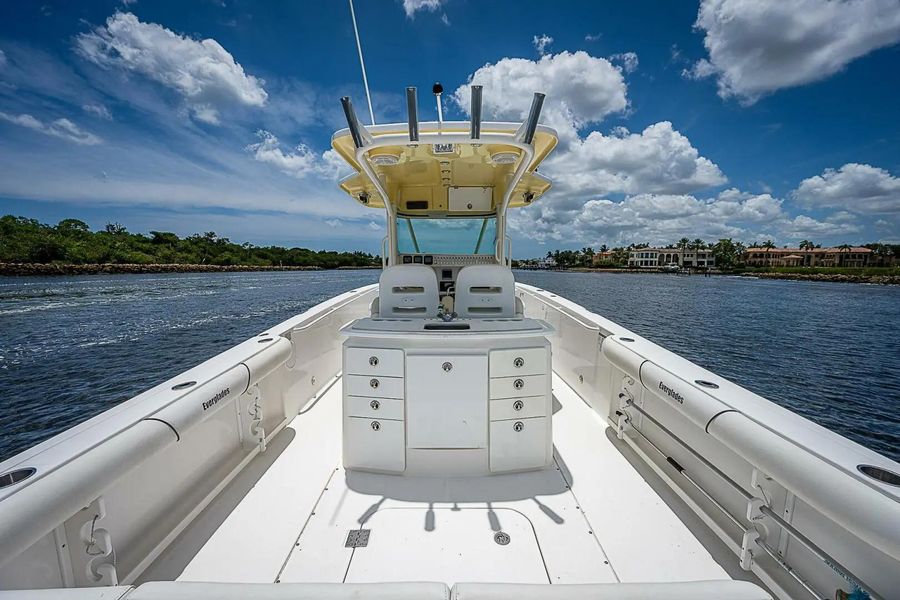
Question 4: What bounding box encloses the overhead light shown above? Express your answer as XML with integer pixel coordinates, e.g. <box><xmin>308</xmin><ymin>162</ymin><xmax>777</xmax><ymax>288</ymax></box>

<box><xmin>370</xmin><ymin>154</ymin><xmax>400</xmax><ymax>166</ymax></box>
<box><xmin>491</xmin><ymin>151</ymin><xmax>518</xmax><ymax>165</ymax></box>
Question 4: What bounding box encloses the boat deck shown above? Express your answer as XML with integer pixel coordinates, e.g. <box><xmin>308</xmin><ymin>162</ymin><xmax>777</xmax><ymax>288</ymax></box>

<box><xmin>141</xmin><ymin>374</ymin><xmax>733</xmax><ymax>586</ymax></box>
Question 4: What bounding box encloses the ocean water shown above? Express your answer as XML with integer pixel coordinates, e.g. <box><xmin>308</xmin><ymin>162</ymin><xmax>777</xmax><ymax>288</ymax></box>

<box><xmin>0</xmin><ymin>270</ymin><xmax>897</xmax><ymax>463</ymax></box>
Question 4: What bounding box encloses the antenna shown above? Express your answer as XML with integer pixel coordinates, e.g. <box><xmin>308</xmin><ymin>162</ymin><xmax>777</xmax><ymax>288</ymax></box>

<box><xmin>348</xmin><ymin>0</ymin><xmax>375</xmax><ymax>125</ymax></box>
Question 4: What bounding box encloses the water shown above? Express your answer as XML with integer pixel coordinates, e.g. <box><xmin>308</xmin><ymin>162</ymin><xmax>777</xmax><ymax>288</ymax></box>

<box><xmin>0</xmin><ymin>270</ymin><xmax>897</xmax><ymax>463</ymax></box>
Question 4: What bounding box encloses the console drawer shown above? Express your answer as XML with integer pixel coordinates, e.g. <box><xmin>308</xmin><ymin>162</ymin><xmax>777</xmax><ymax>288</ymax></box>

<box><xmin>489</xmin><ymin>347</ymin><xmax>547</xmax><ymax>378</ymax></box>
<box><xmin>345</xmin><ymin>374</ymin><xmax>404</xmax><ymax>399</ymax></box>
<box><xmin>490</xmin><ymin>416</ymin><xmax>550</xmax><ymax>472</ymax></box>
<box><xmin>490</xmin><ymin>395</ymin><xmax>547</xmax><ymax>421</ymax></box>
<box><xmin>346</xmin><ymin>347</ymin><xmax>404</xmax><ymax>377</ymax></box>
<box><xmin>346</xmin><ymin>396</ymin><xmax>404</xmax><ymax>420</ymax></box>
<box><xmin>489</xmin><ymin>374</ymin><xmax>548</xmax><ymax>399</ymax></box>
<box><xmin>343</xmin><ymin>416</ymin><xmax>405</xmax><ymax>472</ymax></box>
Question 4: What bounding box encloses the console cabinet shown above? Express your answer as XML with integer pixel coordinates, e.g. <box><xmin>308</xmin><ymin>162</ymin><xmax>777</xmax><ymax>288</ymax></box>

<box><xmin>342</xmin><ymin>338</ymin><xmax>552</xmax><ymax>475</ymax></box>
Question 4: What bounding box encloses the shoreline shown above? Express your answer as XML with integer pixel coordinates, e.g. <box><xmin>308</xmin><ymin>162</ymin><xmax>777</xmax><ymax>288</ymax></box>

<box><xmin>0</xmin><ymin>263</ymin><xmax>378</xmax><ymax>276</ymax></box>
<box><xmin>563</xmin><ymin>267</ymin><xmax>900</xmax><ymax>285</ymax></box>
<box><xmin>1</xmin><ymin>263</ymin><xmax>896</xmax><ymax>284</ymax></box>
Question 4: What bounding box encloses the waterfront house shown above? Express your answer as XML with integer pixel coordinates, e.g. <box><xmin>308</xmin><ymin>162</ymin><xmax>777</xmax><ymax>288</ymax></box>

<box><xmin>743</xmin><ymin>247</ymin><xmax>872</xmax><ymax>268</ymax></box>
<box><xmin>627</xmin><ymin>248</ymin><xmax>715</xmax><ymax>268</ymax></box>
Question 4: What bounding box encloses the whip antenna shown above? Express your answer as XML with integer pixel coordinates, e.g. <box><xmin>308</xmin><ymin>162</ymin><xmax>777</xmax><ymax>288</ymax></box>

<box><xmin>348</xmin><ymin>0</ymin><xmax>375</xmax><ymax>125</ymax></box>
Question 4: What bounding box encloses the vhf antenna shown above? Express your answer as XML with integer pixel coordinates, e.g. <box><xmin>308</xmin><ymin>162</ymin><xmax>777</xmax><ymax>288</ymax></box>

<box><xmin>348</xmin><ymin>0</ymin><xmax>375</xmax><ymax>125</ymax></box>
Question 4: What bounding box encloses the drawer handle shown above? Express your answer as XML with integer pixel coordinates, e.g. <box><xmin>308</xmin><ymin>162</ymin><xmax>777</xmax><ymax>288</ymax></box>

<box><xmin>514</xmin><ymin>357</ymin><xmax>525</xmax><ymax>368</ymax></box>
<box><xmin>514</xmin><ymin>421</ymin><xmax>524</xmax><ymax>432</ymax></box>
<box><xmin>513</xmin><ymin>378</ymin><xmax>525</xmax><ymax>390</ymax></box>
<box><xmin>369</xmin><ymin>356</ymin><xmax>379</xmax><ymax>367</ymax></box>
<box><xmin>369</xmin><ymin>378</ymin><xmax>380</xmax><ymax>389</ymax></box>
<box><xmin>370</xmin><ymin>400</ymin><xmax>380</xmax><ymax>410</ymax></box>
<box><xmin>442</xmin><ymin>362</ymin><xmax>453</xmax><ymax>372</ymax></box>
<box><xmin>513</xmin><ymin>400</ymin><xmax>524</xmax><ymax>411</ymax></box>
<box><xmin>371</xmin><ymin>420</ymin><xmax>381</xmax><ymax>431</ymax></box>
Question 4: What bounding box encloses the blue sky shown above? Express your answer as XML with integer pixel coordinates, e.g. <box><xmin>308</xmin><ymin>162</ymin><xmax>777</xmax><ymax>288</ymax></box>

<box><xmin>1</xmin><ymin>0</ymin><xmax>899</xmax><ymax>256</ymax></box>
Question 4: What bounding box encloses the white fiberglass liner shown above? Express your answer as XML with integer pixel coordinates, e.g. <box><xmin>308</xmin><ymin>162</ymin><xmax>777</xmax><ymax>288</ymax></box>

<box><xmin>0</xmin><ymin>284</ymin><xmax>897</xmax><ymax>599</ymax></box>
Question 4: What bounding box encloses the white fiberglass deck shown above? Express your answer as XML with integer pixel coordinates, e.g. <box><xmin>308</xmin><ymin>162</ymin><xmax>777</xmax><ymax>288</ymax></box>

<box><xmin>141</xmin><ymin>373</ymin><xmax>731</xmax><ymax>586</ymax></box>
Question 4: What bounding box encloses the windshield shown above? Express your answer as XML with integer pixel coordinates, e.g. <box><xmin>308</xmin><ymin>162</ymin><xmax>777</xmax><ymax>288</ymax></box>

<box><xmin>396</xmin><ymin>216</ymin><xmax>497</xmax><ymax>255</ymax></box>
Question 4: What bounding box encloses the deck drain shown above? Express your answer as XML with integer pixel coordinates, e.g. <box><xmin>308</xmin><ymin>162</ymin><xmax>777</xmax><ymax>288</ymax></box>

<box><xmin>493</xmin><ymin>531</ymin><xmax>510</xmax><ymax>546</ymax></box>
<box><xmin>345</xmin><ymin>529</ymin><xmax>371</xmax><ymax>548</ymax></box>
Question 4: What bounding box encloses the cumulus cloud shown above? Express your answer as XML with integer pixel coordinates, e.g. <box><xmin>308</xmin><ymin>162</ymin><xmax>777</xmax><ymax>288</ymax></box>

<box><xmin>546</xmin><ymin>121</ymin><xmax>726</xmax><ymax>198</ymax></box>
<box><xmin>0</xmin><ymin>111</ymin><xmax>102</xmax><ymax>145</ymax></box>
<box><xmin>82</xmin><ymin>103</ymin><xmax>113</xmax><ymax>120</ymax></box>
<box><xmin>793</xmin><ymin>163</ymin><xmax>900</xmax><ymax>214</ymax></box>
<box><xmin>453</xmin><ymin>51</ymin><xmax>628</xmax><ymax>144</ymax></box>
<box><xmin>610</xmin><ymin>52</ymin><xmax>639</xmax><ymax>73</ymax></box>
<box><xmin>402</xmin><ymin>0</ymin><xmax>445</xmax><ymax>18</ymax></box>
<box><xmin>245</xmin><ymin>130</ymin><xmax>348</xmax><ymax>180</ymax></box>
<box><xmin>510</xmin><ymin>189</ymin><xmax>783</xmax><ymax>247</ymax></box>
<box><xmin>75</xmin><ymin>12</ymin><xmax>267</xmax><ymax>123</ymax></box>
<box><xmin>687</xmin><ymin>0</ymin><xmax>900</xmax><ymax>103</ymax></box>
<box><xmin>509</xmin><ymin>178</ymin><xmax>872</xmax><ymax>250</ymax></box>
<box><xmin>532</xmin><ymin>34</ymin><xmax>553</xmax><ymax>56</ymax></box>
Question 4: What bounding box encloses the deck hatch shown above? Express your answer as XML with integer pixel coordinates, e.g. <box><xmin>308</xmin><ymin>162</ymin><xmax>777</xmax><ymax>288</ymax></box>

<box><xmin>345</xmin><ymin>529</ymin><xmax>371</xmax><ymax>548</ymax></box>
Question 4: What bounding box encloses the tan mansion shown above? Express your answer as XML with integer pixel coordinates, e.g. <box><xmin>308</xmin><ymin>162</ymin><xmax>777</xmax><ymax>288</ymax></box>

<box><xmin>743</xmin><ymin>246</ymin><xmax>872</xmax><ymax>268</ymax></box>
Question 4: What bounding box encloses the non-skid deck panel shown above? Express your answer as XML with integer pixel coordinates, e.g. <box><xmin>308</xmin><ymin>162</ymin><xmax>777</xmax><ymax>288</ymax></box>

<box><xmin>277</xmin><ymin>462</ymin><xmax>616</xmax><ymax>585</ymax></box>
<box><xmin>549</xmin><ymin>373</ymin><xmax>729</xmax><ymax>583</ymax></box>
<box><xmin>174</xmin><ymin>383</ymin><xmax>343</xmax><ymax>583</ymax></box>
<box><xmin>160</xmin><ymin>373</ymin><xmax>728</xmax><ymax>586</ymax></box>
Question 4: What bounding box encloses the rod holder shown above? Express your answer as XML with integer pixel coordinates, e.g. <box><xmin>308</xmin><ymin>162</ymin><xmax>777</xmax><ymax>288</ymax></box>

<box><xmin>470</xmin><ymin>85</ymin><xmax>483</xmax><ymax>140</ymax></box>
<box><xmin>519</xmin><ymin>92</ymin><xmax>545</xmax><ymax>145</ymax></box>
<box><xmin>341</xmin><ymin>96</ymin><xmax>365</xmax><ymax>149</ymax></box>
<box><xmin>406</xmin><ymin>87</ymin><xmax>419</xmax><ymax>142</ymax></box>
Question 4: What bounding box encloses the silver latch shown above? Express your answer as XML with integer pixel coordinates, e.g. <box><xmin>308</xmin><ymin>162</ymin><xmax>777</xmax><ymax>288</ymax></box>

<box><xmin>369</xmin><ymin>378</ymin><xmax>379</xmax><ymax>389</ymax></box>
<box><xmin>369</xmin><ymin>356</ymin><xmax>379</xmax><ymax>366</ymax></box>
<box><xmin>370</xmin><ymin>400</ymin><xmax>380</xmax><ymax>410</ymax></box>
<box><xmin>513</xmin><ymin>421</ymin><xmax>524</xmax><ymax>432</ymax></box>
<box><xmin>513</xmin><ymin>357</ymin><xmax>524</xmax><ymax>368</ymax></box>
<box><xmin>371</xmin><ymin>421</ymin><xmax>381</xmax><ymax>431</ymax></box>
<box><xmin>513</xmin><ymin>378</ymin><xmax>525</xmax><ymax>390</ymax></box>
<box><xmin>513</xmin><ymin>400</ymin><xmax>524</xmax><ymax>411</ymax></box>
<box><xmin>442</xmin><ymin>362</ymin><xmax>453</xmax><ymax>372</ymax></box>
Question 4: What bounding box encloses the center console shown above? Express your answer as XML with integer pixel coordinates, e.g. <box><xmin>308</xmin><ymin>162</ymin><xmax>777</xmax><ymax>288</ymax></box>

<box><xmin>340</xmin><ymin>318</ymin><xmax>553</xmax><ymax>476</ymax></box>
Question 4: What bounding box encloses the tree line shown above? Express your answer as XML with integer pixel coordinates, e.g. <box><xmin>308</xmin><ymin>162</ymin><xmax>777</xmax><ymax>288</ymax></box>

<box><xmin>0</xmin><ymin>216</ymin><xmax>380</xmax><ymax>269</ymax></box>
<box><xmin>517</xmin><ymin>237</ymin><xmax>899</xmax><ymax>270</ymax></box>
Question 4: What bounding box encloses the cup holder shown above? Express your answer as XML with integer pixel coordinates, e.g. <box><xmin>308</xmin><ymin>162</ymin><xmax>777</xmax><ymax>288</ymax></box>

<box><xmin>0</xmin><ymin>467</ymin><xmax>36</xmax><ymax>489</ymax></box>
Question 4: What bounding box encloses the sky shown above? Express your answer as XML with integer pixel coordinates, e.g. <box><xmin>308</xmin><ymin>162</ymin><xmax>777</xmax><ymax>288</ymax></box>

<box><xmin>1</xmin><ymin>0</ymin><xmax>899</xmax><ymax>257</ymax></box>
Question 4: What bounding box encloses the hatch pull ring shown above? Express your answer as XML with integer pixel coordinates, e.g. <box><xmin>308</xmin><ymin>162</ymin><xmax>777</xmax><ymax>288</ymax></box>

<box><xmin>246</xmin><ymin>384</ymin><xmax>266</xmax><ymax>453</ymax></box>
<box><xmin>80</xmin><ymin>499</ymin><xmax>118</xmax><ymax>586</ymax></box>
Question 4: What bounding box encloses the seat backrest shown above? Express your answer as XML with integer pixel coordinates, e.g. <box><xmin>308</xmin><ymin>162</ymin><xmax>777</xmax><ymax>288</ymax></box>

<box><xmin>454</xmin><ymin>265</ymin><xmax>516</xmax><ymax>318</ymax></box>
<box><xmin>378</xmin><ymin>265</ymin><xmax>439</xmax><ymax>318</ymax></box>
<box><xmin>124</xmin><ymin>581</ymin><xmax>450</xmax><ymax>600</ymax></box>
<box><xmin>449</xmin><ymin>580</ymin><xmax>772</xmax><ymax>600</ymax></box>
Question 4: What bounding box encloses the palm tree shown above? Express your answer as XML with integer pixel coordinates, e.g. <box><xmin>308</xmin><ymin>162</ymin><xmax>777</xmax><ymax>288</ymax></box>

<box><xmin>837</xmin><ymin>243</ymin><xmax>852</xmax><ymax>267</ymax></box>
<box><xmin>761</xmin><ymin>240</ymin><xmax>776</xmax><ymax>266</ymax></box>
